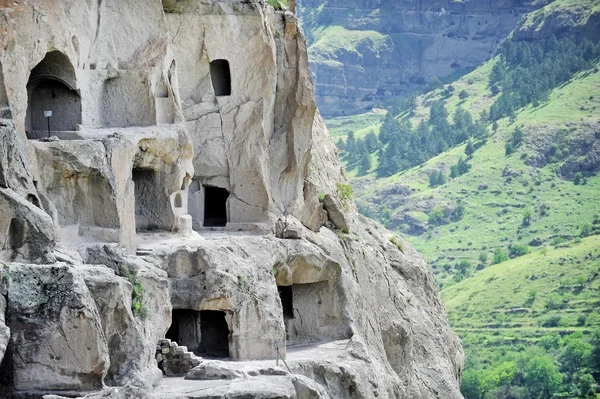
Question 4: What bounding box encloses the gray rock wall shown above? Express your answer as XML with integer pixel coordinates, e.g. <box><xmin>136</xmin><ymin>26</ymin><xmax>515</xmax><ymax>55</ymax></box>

<box><xmin>298</xmin><ymin>0</ymin><xmax>534</xmax><ymax>115</ymax></box>
<box><xmin>0</xmin><ymin>1</ymin><xmax>463</xmax><ymax>398</ymax></box>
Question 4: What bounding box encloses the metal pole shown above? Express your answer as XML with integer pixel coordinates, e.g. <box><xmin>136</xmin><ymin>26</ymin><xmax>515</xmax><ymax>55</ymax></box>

<box><xmin>47</xmin><ymin>117</ymin><xmax>50</xmax><ymax>138</ymax></box>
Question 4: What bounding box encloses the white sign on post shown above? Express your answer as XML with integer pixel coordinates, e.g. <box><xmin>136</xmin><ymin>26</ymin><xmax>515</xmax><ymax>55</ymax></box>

<box><xmin>44</xmin><ymin>110</ymin><xmax>53</xmax><ymax>117</ymax></box>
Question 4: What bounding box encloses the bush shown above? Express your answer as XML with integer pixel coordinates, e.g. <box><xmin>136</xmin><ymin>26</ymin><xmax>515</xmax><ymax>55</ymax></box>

<box><xmin>541</xmin><ymin>314</ymin><xmax>562</xmax><ymax>327</ymax></box>
<box><xmin>493</xmin><ymin>248</ymin><xmax>509</xmax><ymax>264</ymax></box>
<box><xmin>479</xmin><ymin>252</ymin><xmax>488</xmax><ymax>265</ymax></box>
<box><xmin>336</xmin><ymin>182</ymin><xmax>354</xmax><ymax>210</ymax></box>
<box><xmin>508</xmin><ymin>243</ymin><xmax>530</xmax><ymax>258</ymax></box>
<box><xmin>451</xmin><ymin>204</ymin><xmax>465</xmax><ymax>222</ymax></box>
<box><xmin>580</xmin><ymin>223</ymin><xmax>592</xmax><ymax>237</ymax></box>
<box><xmin>428</xmin><ymin>208</ymin><xmax>444</xmax><ymax>225</ymax></box>
<box><xmin>521</xmin><ymin>209</ymin><xmax>533</xmax><ymax>227</ymax></box>
<box><xmin>121</xmin><ymin>266</ymin><xmax>149</xmax><ymax>319</ymax></box>
<box><xmin>267</xmin><ymin>0</ymin><xmax>288</xmax><ymax>9</ymax></box>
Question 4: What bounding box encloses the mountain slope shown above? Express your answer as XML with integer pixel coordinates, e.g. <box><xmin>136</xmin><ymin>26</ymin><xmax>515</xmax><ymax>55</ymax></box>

<box><xmin>297</xmin><ymin>0</ymin><xmax>532</xmax><ymax>116</ymax></box>
<box><xmin>313</xmin><ymin>0</ymin><xmax>600</xmax><ymax>397</ymax></box>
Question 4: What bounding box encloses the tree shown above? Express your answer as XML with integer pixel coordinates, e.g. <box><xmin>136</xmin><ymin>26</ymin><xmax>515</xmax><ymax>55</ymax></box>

<box><xmin>511</xmin><ymin>127</ymin><xmax>524</xmax><ymax>146</ymax></box>
<box><xmin>336</xmin><ymin>138</ymin><xmax>346</xmax><ymax>153</ymax></box>
<box><xmin>358</xmin><ymin>146</ymin><xmax>372</xmax><ymax>175</ymax></box>
<box><xmin>465</xmin><ymin>139</ymin><xmax>475</xmax><ymax>157</ymax></box>
<box><xmin>345</xmin><ymin>132</ymin><xmax>357</xmax><ymax>164</ymax></box>
<box><xmin>364</xmin><ymin>130</ymin><xmax>380</xmax><ymax>153</ymax></box>
<box><xmin>518</xmin><ymin>349</ymin><xmax>562</xmax><ymax>399</ymax></box>
<box><xmin>379</xmin><ymin>112</ymin><xmax>400</xmax><ymax>144</ymax></box>
<box><xmin>574</xmin><ymin>172</ymin><xmax>585</xmax><ymax>185</ymax></box>
<box><xmin>429</xmin><ymin>170</ymin><xmax>447</xmax><ymax>187</ymax></box>
<box><xmin>492</xmin><ymin>120</ymin><xmax>499</xmax><ymax>132</ymax></box>
<box><xmin>459</xmin><ymin>90</ymin><xmax>469</xmax><ymax>100</ymax></box>
<box><xmin>505</xmin><ymin>142</ymin><xmax>515</xmax><ymax>156</ymax></box>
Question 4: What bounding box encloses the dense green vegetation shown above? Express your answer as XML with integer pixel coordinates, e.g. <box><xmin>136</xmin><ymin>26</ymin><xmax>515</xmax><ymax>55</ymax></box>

<box><xmin>489</xmin><ymin>35</ymin><xmax>600</xmax><ymax>122</ymax></box>
<box><xmin>317</xmin><ymin>0</ymin><xmax>600</xmax><ymax>396</ymax></box>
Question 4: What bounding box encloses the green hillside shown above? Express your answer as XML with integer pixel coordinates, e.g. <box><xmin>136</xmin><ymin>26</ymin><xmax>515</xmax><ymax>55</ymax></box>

<box><xmin>319</xmin><ymin>0</ymin><xmax>600</xmax><ymax>397</ymax></box>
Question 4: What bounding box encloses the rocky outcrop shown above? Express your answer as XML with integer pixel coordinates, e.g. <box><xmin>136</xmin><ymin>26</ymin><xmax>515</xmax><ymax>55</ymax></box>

<box><xmin>5</xmin><ymin>263</ymin><xmax>109</xmax><ymax>394</ymax></box>
<box><xmin>297</xmin><ymin>0</ymin><xmax>535</xmax><ymax>116</ymax></box>
<box><xmin>0</xmin><ymin>0</ymin><xmax>463</xmax><ymax>398</ymax></box>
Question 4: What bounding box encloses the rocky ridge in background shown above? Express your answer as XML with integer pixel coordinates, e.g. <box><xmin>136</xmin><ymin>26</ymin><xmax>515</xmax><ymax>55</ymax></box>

<box><xmin>0</xmin><ymin>0</ymin><xmax>462</xmax><ymax>398</ymax></box>
<box><xmin>297</xmin><ymin>0</ymin><xmax>536</xmax><ymax>116</ymax></box>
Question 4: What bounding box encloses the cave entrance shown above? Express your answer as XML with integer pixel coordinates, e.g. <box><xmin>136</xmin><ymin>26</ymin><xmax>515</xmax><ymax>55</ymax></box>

<box><xmin>198</xmin><ymin>310</ymin><xmax>230</xmax><ymax>358</ymax></box>
<box><xmin>25</xmin><ymin>51</ymin><xmax>81</xmax><ymax>139</ymax></box>
<box><xmin>166</xmin><ymin>309</ymin><xmax>201</xmax><ymax>353</ymax></box>
<box><xmin>210</xmin><ymin>59</ymin><xmax>231</xmax><ymax>97</ymax></box>
<box><xmin>203</xmin><ymin>186</ymin><xmax>229</xmax><ymax>227</ymax></box>
<box><xmin>278</xmin><ymin>285</ymin><xmax>294</xmax><ymax>320</ymax></box>
<box><xmin>278</xmin><ymin>282</ymin><xmax>348</xmax><ymax>346</ymax></box>
<box><xmin>4</xmin><ymin>218</ymin><xmax>25</xmax><ymax>251</ymax></box>
<box><xmin>166</xmin><ymin>309</ymin><xmax>230</xmax><ymax>358</ymax></box>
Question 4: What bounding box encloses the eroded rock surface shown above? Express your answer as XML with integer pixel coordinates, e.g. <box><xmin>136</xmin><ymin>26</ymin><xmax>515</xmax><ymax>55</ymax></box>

<box><xmin>0</xmin><ymin>0</ymin><xmax>463</xmax><ymax>398</ymax></box>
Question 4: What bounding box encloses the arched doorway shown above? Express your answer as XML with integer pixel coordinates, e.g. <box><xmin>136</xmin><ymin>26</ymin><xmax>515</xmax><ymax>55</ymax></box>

<box><xmin>25</xmin><ymin>51</ymin><xmax>81</xmax><ymax>139</ymax></box>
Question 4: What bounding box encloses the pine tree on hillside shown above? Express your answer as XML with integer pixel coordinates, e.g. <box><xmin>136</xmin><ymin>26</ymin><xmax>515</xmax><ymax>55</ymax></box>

<box><xmin>345</xmin><ymin>132</ymin><xmax>358</xmax><ymax>164</ymax></box>
<box><xmin>364</xmin><ymin>130</ymin><xmax>381</xmax><ymax>153</ymax></box>
<box><xmin>358</xmin><ymin>147</ymin><xmax>372</xmax><ymax>176</ymax></box>
<box><xmin>379</xmin><ymin>112</ymin><xmax>400</xmax><ymax>144</ymax></box>
<box><xmin>465</xmin><ymin>139</ymin><xmax>474</xmax><ymax>157</ymax></box>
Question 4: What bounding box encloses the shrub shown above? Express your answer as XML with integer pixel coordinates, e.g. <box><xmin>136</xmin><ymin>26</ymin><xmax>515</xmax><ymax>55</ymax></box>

<box><xmin>479</xmin><ymin>252</ymin><xmax>488</xmax><ymax>265</ymax></box>
<box><xmin>267</xmin><ymin>0</ymin><xmax>288</xmax><ymax>9</ymax></box>
<box><xmin>450</xmin><ymin>204</ymin><xmax>465</xmax><ymax>222</ymax></box>
<box><xmin>336</xmin><ymin>182</ymin><xmax>354</xmax><ymax>210</ymax></box>
<box><xmin>493</xmin><ymin>248</ymin><xmax>509</xmax><ymax>264</ymax></box>
<box><xmin>545</xmin><ymin>294</ymin><xmax>564</xmax><ymax>310</ymax></box>
<box><xmin>508</xmin><ymin>243</ymin><xmax>530</xmax><ymax>258</ymax></box>
<box><xmin>428</xmin><ymin>208</ymin><xmax>444</xmax><ymax>225</ymax></box>
<box><xmin>522</xmin><ymin>209</ymin><xmax>533</xmax><ymax>227</ymax></box>
<box><xmin>121</xmin><ymin>266</ymin><xmax>149</xmax><ymax>319</ymax></box>
<box><xmin>580</xmin><ymin>223</ymin><xmax>592</xmax><ymax>237</ymax></box>
<box><xmin>505</xmin><ymin>142</ymin><xmax>515</xmax><ymax>156</ymax></box>
<box><xmin>389</xmin><ymin>236</ymin><xmax>404</xmax><ymax>253</ymax></box>
<box><xmin>541</xmin><ymin>314</ymin><xmax>562</xmax><ymax>327</ymax></box>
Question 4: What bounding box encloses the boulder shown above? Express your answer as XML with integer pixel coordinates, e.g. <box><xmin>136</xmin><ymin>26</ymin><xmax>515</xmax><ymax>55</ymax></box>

<box><xmin>322</xmin><ymin>195</ymin><xmax>350</xmax><ymax>233</ymax></box>
<box><xmin>80</xmin><ymin>265</ymin><xmax>168</xmax><ymax>388</ymax></box>
<box><xmin>6</xmin><ymin>263</ymin><xmax>109</xmax><ymax>392</ymax></box>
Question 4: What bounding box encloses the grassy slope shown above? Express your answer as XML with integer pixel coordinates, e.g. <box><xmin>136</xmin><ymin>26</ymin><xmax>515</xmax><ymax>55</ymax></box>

<box><xmin>329</xmin><ymin>60</ymin><xmax>600</xmax><ymax>286</ymax></box>
<box><xmin>317</xmin><ymin>0</ymin><xmax>600</xmax><ymax>394</ymax></box>
<box><xmin>441</xmin><ymin>235</ymin><xmax>600</xmax><ymax>372</ymax></box>
<box><xmin>308</xmin><ymin>25</ymin><xmax>391</xmax><ymax>62</ymax></box>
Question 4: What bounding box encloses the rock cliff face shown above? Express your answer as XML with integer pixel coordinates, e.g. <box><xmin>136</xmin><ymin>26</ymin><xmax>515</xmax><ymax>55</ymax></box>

<box><xmin>297</xmin><ymin>0</ymin><xmax>535</xmax><ymax>116</ymax></box>
<box><xmin>0</xmin><ymin>0</ymin><xmax>463</xmax><ymax>398</ymax></box>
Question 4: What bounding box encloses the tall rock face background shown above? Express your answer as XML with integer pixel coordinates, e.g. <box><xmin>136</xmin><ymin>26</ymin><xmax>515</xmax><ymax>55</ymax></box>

<box><xmin>297</xmin><ymin>0</ymin><xmax>534</xmax><ymax>116</ymax></box>
<box><xmin>0</xmin><ymin>0</ymin><xmax>463</xmax><ymax>398</ymax></box>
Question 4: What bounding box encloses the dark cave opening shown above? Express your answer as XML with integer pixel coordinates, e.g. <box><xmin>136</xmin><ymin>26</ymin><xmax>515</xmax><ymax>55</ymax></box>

<box><xmin>203</xmin><ymin>185</ymin><xmax>229</xmax><ymax>227</ymax></box>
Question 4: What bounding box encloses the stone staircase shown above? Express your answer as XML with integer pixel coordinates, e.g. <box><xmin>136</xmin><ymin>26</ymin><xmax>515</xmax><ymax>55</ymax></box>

<box><xmin>156</xmin><ymin>338</ymin><xmax>202</xmax><ymax>376</ymax></box>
